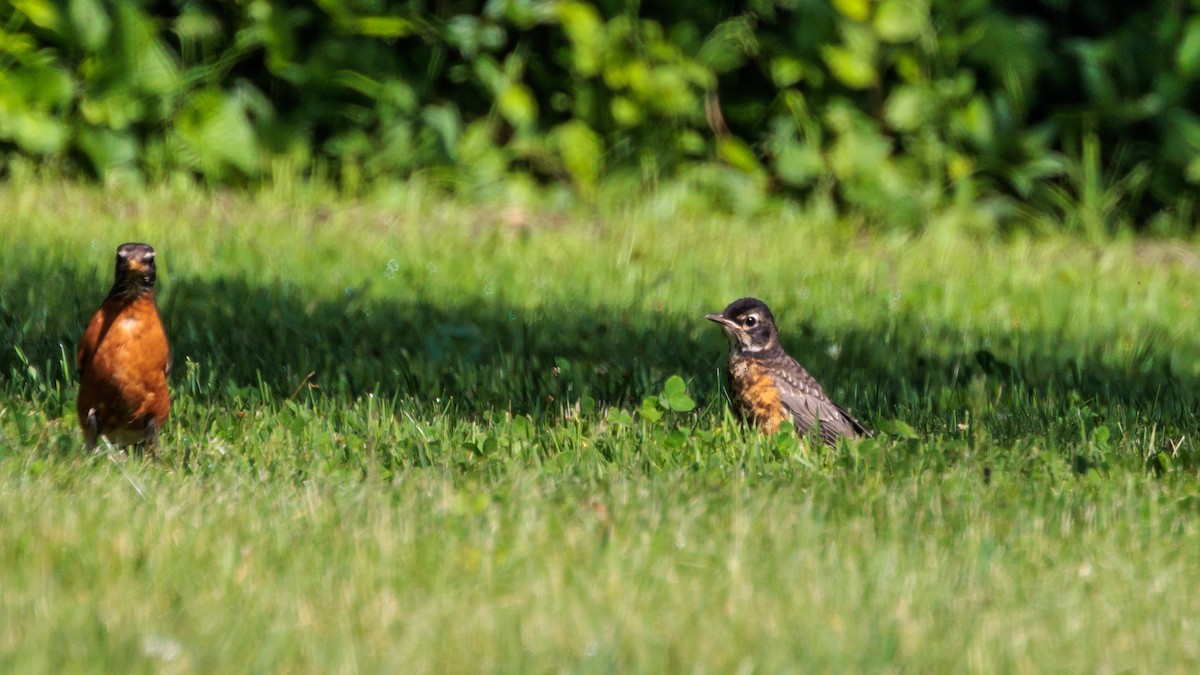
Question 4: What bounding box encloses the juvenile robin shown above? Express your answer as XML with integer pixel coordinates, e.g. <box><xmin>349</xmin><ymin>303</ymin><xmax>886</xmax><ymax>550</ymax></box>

<box><xmin>707</xmin><ymin>297</ymin><xmax>869</xmax><ymax>446</ymax></box>
<box><xmin>77</xmin><ymin>243</ymin><xmax>171</xmax><ymax>450</ymax></box>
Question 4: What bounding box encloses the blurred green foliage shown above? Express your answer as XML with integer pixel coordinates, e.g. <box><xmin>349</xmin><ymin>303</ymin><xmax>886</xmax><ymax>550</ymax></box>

<box><xmin>2</xmin><ymin>0</ymin><xmax>1199</xmax><ymax>229</ymax></box>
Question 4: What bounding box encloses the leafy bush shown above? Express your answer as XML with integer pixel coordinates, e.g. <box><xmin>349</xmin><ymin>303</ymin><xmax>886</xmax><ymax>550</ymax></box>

<box><xmin>2</xmin><ymin>0</ymin><xmax>1199</xmax><ymax>230</ymax></box>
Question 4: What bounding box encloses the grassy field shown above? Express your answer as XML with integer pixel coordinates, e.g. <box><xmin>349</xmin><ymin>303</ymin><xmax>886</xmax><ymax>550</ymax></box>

<box><xmin>2</xmin><ymin>177</ymin><xmax>1200</xmax><ymax>672</ymax></box>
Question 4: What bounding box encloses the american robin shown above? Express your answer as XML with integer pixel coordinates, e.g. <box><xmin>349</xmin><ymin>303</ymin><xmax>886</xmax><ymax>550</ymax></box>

<box><xmin>77</xmin><ymin>243</ymin><xmax>171</xmax><ymax>450</ymax></box>
<box><xmin>707</xmin><ymin>297</ymin><xmax>869</xmax><ymax>446</ymax></box>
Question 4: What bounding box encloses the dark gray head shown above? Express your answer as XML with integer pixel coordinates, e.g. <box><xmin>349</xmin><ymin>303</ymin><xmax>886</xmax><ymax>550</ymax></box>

<box><xmin>705</xmin><ymin>297</ymin><xmax>781</xmax><ymax>354</ymax></box>
<box><xmin>111</xmin><ymin>243</ymin><xmax>158</xmax><ymax>297</ymax></box>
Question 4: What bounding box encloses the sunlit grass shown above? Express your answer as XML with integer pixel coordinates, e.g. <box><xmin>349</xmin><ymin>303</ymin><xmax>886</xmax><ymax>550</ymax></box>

<box><xmin>2</xmin><ymin>178</ymin><xmax>1200</xmax><ymax>672</ymax></box>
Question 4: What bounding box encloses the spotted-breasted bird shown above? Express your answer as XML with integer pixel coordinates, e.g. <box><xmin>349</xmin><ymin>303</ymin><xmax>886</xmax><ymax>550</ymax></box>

<box><xmin>707</xmin><ymin>297</ymin><xmax>869</xmax><ymax>446</ymax></box>
<box><xmin>77</xmin><ymin>243</ymin><xmax>171</xmax><ymax>449</ymax></box>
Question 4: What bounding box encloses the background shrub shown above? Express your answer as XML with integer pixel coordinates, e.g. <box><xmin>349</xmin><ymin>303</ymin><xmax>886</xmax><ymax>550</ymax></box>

<box><xmin>2</xmin><ymin>0</ymin><xmax>1199</xmax><ymax>230</ymax></box>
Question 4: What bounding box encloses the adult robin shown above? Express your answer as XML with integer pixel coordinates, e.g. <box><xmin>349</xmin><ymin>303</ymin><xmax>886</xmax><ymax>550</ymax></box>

<box><xmin>77</xmin><ymin>243</ymin><xmax>171</xmax><ymax>450</ymax></box>
<box><xmin>707</xmin><ymin>297</ymin><xmax>869</xmax><ymax>446</ymax></box>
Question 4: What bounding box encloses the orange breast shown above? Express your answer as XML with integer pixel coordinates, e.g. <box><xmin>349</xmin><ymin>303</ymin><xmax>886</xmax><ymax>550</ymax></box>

<box><xmin>77</xmin><ymin>294</ymin><xmax>170</xmax><ymax>439</ymax></box>
<box><xmin>728</xmin><ymin>358</ymin><xmax>787</xmax><ymax>433</ymax></box>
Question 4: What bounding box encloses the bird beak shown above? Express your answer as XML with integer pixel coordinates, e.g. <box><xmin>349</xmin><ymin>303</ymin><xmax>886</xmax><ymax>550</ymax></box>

<box><xmin>706</xmin><ymin>313</ymin><xmax>735</xmax><ymax>329</ymax></box>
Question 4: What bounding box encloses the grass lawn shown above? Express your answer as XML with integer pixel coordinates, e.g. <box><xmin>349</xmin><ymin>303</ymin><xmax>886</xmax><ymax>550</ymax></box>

<box><xmin>2</xmin><ymin>178</ymin><xmax>1200</xmax><ymax>672</ymax></box>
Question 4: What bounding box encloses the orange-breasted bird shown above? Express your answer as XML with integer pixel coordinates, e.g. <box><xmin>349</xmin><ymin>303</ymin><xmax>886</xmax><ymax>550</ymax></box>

<box><xmin>707</xmin><ymin>297</ymin><xmax>869</xmax><ymax>446</ymax></box>
<box><xmin>77</xmin><ymin>243</ymin><xmax>171</xmax><ymax>450</ymax></box>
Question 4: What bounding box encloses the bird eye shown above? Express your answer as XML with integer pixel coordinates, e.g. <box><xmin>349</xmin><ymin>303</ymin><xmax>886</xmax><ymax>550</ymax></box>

<box><xmin>744</xmin><ymin>315</ymin><xmax>757</xmax><ymax>327</ymax></box>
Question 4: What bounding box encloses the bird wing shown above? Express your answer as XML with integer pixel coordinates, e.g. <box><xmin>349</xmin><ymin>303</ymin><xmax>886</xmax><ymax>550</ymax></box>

<box><xmin>773</xmin><ymin>356</ymin><xmax>870</xmax><ymax>446</ymax></box>
<box><xmin>76</xmin><ymin>309</ymin><xmax>107</xmax><ymax>376</ymax></box>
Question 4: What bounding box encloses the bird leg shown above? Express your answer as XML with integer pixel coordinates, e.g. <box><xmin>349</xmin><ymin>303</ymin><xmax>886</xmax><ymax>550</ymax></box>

<box><xmin>143</xmin><ymin>418</ymin><xmax>159</xmax><ymax>457</ymax></box>
<box><xmin>84</xmin><ymin>408</ymin><xmax>99</xmax><ymax>450</ymax></box>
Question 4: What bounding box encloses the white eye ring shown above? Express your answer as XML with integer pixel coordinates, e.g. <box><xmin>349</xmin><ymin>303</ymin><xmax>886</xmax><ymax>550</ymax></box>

<box><xmin>744</xmin><ymin>315</ymin><xmax>757</xmax><ymax>327</ymax></box>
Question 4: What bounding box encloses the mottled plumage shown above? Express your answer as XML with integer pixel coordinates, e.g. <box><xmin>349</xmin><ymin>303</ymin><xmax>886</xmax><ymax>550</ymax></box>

<box><xmin>77</xmin><ymin>243</ymin><xmax>170</xmax><ymax>450</ymax></box>
<box><xmin>707</xmin><ymin>297</ymin><xmax>869</xmax><ymax>446</ymax></box>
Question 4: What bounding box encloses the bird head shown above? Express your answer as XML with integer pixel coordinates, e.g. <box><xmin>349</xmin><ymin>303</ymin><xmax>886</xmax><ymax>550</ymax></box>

<box><xmin>706</xmin><ymin>297</ymin><xmax>780</xmax><ymax>354</ymax></box>
<box><xmin>113</xmin><ymin>243</ymin><xmax>158</xmax><ymax>296</ymax></box>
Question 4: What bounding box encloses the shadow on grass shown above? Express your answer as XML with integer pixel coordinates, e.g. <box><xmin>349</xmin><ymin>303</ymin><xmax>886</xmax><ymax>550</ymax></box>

<box><xmin>1</xmin><ymin>263</ymin><xmax>1197</xmax><ymax>445</ymax></box>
